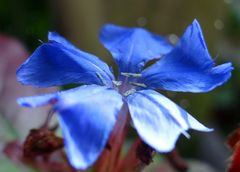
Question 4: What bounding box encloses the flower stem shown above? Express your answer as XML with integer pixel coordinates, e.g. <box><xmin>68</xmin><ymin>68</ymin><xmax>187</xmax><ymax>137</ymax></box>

<box><xmin>94</xmin><ymin>104</ymin><xmax>129</xmax><ymax>172</ymax></box>
<box><xmin>41</xmin><ymin>109</ymin><xmax>54</xmax><ymax>129</ymax></box>
<box><xmin>166</xmin><ymin>149</ymin><xmax>188</xmax><ymax>172</ymax></box>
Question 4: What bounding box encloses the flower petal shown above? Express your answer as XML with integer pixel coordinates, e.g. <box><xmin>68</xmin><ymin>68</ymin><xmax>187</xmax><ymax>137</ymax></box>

<box><xmin>17</xmin><ymin>92</ymin><xmax>57</xmax><ymax>107</ymax></box>
<box><xmin>17</xmin><ymin>85</ymin><xmax>107</xmax><ymax>108</ymax></box>
<box><xmin>55</xmin><ymin>87</ymin><xmax>123</xmax><ymax>169</ymax></box>
<box><xmin>48</xmin><ymin>31</ymin><xmax>78</xmax><ymax>50</ymax></box>
<box><xmin>142</xmin><ymin>19</ymin><xmax>233</xmax><ymax>92</ymax></box>
<box><xmin>127</xmin><ymin>89</ymin><xmax>212</xmax><ymax>152</ymax></box>
<box><xmin>17</xmin><ymin>32</ymin><xmax>114</xmax><ymax>87</ymax></box>
<box><xmin>100</xmin><ymin>24</ymin><xmax>173</xmax><ymax>73</ymax></box>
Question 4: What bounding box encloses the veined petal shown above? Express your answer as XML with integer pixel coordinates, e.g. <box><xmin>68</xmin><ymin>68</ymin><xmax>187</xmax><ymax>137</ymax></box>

<box><xmin>100</xmin><ymin>24</ymin><xmax>173</xmax><ymax>73</ymax></box>
<box><xmin>17</xmin><ymin>85</ymin><xmax>107</xmax><ymax>108</ymax></box>
<box><xmin>142</xmin><ymin>19</ymin><xmax>233</xmax><ymax>92</ymax></box>
<box><xmin>17</xmin><ymin>32</ymin><xmax>114</xmax><ymax>87</ymax></box>
<box><xmin>56</xmin><ymin>87</ymin><xmax>123</xmax><ymax>169</ymax></box>
<box><xmin>127</xmin><ymin>89</ymin><xmax>212</xmax><ymax>152</ymax></box>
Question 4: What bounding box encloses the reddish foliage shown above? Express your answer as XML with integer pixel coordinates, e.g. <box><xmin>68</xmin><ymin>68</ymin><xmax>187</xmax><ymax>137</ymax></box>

<box><xmin>227</xmin><ymin>127</ymin><xmax>240</xmax><ymax>172</ymax></box>
<box><xmin>3</xmin><ymin>140</ymin><xmax>23</xmax><ymax>163</ymax></box>
<box><xmin>228</xmin><ymin>145</ymin><xmax>240</xmax><ymax>172</ymax></box>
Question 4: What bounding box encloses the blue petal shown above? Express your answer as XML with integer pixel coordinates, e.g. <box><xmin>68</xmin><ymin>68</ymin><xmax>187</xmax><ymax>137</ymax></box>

<box><xmin>48</xmin><ymin>32</ymin><xmax>78</xmax><ymax>50</ymax></box>
<box><xmin>100</xmin><ymin>24</ymin><xmax>173</xmax><ymax>73</ymax></box>
<box><xmin>55</xmin><ymin>87</ymin><xmax>123</xmax><ymax>169</ymax></box>
<box><xmin>17</xmin><ymin>85</ymin><xmax>107</xmax><ymax>108</ymax></box>
<box><xmin>17</xmin><ymin>32</ymin><xmax>114</xmax><ymax>87</ymax></box>
<box><xmin>17</xmin><ymin>92</ymin><xmax>57</xmax><ymax>107</ymax></box>
<box><xmin>142</xmin><ymin>20</ymin><xmax>233</xmax><ymax>92</ymax></box>
<box><xmin>127</xmin><ymin>89</ymin><xmax>212</xmax><ymax>152</ymax></box>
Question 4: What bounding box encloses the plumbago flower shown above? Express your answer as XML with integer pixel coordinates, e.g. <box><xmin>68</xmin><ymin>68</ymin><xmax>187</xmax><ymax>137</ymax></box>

<box><xmin>17</xmin><ymin>20</ymin><xmax>232</xmax><ymax>170</ymax></box>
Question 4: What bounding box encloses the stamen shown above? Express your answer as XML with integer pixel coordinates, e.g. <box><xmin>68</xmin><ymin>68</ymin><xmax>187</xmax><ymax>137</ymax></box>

<box><xmin>182</xmin><ymin>130</ymin><xmax>190</xmax><ymax>139</ymax></box>
<box><xmin>123</xmin><ymin>89</ymin><xmax>136</xmax><ymax>96</ymax></box>
<box><xmin>112</xmin><ymin>80</ymin><xmax>122</xmax><ymax>86</ymax></box>
<box><xmin>130</xmin><ymin>82</ymin><xmax>147</xmax><ymax>88</ymax></box>
<box><xmin>38</xmin><ymin>39</ymin><xmax>44</xmax><ymax>44</ymax></box>
<box><xmin>96</xmin><ymin>72</ymin><xmax>107</xmax><ymax>86</ymax></box>
<box><xmin>121</xmin><ymin>72</ymin><xmax>142</xmax><ymax>77</ymax></box>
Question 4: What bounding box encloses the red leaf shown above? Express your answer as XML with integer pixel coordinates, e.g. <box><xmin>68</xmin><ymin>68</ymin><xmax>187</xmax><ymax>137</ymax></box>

<box><xmin>227</xmin><ymin>128</ymin><xmax>240</xmax><ymax>150</ymax></box>
<box><xmin>227</xmin><ymin>127</ymin><xmax>240</xmax><ymax>172</ymax></box>
<box><xmin>228</xmin><ymin>143</ymin><xmax>240</xmax><ymax>172</ymax></box>
<box><xmin>3</xmin><ymin>140</ymin><xmax>23</xmax><ymax>163</ymax></box>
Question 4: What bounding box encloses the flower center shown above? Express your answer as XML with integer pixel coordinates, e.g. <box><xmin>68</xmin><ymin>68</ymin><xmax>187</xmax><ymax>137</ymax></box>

<box><xmin>112</xmin><ymin>72</ymin><xmax>146</xmax><ymax>96</ymax></box>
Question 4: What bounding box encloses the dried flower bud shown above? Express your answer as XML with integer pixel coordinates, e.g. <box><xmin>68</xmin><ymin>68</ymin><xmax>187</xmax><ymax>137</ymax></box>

<box><xmin>23</xmin><ymin>128</ymin><xmax>64</xmax><ymax>157</ymax></box>
<box><xmin>136</xmin><ymin>140</ymin><xmax>155</xmax><ymax>165</ymax></box>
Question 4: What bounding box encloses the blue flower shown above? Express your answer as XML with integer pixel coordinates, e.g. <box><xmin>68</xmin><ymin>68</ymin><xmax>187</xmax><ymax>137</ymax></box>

<box><xmin>17</xmin><ymin>19</ymin><xmax>233</xmax><ymax>170</ymax></box>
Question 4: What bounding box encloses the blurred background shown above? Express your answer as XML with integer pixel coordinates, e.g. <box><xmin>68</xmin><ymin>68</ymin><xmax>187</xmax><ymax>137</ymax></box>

<box><xmin>0</xmin><ymin>0</ymin><xmax>240</xmax><ymax>172</ymax></box>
